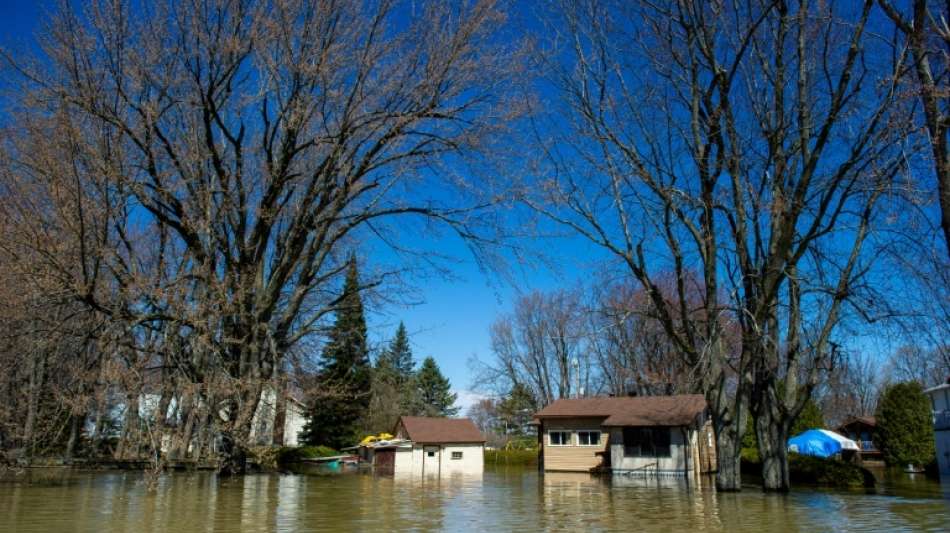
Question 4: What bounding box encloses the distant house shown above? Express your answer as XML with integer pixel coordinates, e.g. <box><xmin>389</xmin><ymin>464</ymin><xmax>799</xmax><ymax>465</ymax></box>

<box><xmin>533</xmin><ymin>394</ymin><xmax>716</xmax><ymax>478</ymax></box>
<box><xmin>923</xmin><ymin>380</ymin><xmax>950</xmax><ymax>476</ymax></box>
<box><xmin>248</xmin><ymin>388</ymin><xmax>307</xmax><ymax>447</ymax></box>
<box><xmin>835</xmin><ymin>416</ymin><xmax>882</xmax><ymax>462</ymax></box>
<box><xmin>363</xmin><ymin>416</ymin><xmax>485</xmax><ymax>476</ymax></box>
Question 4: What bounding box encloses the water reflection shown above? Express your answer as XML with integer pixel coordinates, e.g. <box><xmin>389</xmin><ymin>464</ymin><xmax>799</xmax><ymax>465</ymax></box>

<box><xmin>1</xmin><ymin>466</ymin><xmax>949</xmax><ymax>532</ymax></box>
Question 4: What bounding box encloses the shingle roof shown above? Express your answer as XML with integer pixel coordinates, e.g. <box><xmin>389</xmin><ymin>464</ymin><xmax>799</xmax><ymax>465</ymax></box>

<box><xmin>395</xmin><ymin>416</ymin><xmax>485</xmax><ymax>443</ymax></box>
<box><xmin>533</xmin><ymin>395</ymin><xmax>707</xmax><ymax>427</ymax></box>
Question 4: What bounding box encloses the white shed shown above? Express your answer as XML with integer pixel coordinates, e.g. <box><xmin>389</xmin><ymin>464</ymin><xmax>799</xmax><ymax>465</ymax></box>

<box><xmin>371</xmin><ymin>416</ymin><xmax>485</xmax><ymax>476</ymax></box>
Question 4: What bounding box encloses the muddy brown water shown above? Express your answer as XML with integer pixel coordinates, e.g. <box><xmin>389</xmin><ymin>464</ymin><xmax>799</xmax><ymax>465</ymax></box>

<box><xmin>1</xmin><ymin>465</ymin><xmax>948</xmax><ymax>532</ymax></box>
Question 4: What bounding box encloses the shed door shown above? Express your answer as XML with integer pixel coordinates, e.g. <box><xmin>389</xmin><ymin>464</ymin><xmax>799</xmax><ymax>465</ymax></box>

<box><xmin>375</xmin><ymin>449</ymin><xmax>395</xmax><ymax>473</ymax></box>
<box><xmin>423</xmin><ymin>445</ymin><xmax>441</xmax><ymax>475</ymax></box>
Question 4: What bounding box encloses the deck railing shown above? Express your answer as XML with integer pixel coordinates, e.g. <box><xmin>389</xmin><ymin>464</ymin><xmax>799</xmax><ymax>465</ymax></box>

<box><xmin>933</xmin><ymin>410</ymin><xmax>950</xmax><ymax>431</ymax></box>
<box><xmin>859</xmin><ymin>441</ymin><xmax>877</xmax><ymax>452</ymax></box>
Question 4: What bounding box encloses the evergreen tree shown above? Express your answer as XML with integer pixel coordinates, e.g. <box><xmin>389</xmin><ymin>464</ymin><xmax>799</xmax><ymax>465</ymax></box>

<box><xmin>497</xmin><ymin>382</ymin><xmax>538</xmax><ymax>435</ymax></box>
<box><xmin>376</xmin><ymin>322</ymin><xmax>415</xmax><ymax>382</ymax></box>
<box><xmin>875</xmin><ymin>382</ymin><xmax>936</xmax><ymax>467</ymax></box>
<box><xmin>300</xmin><ymin>259</ymin><xmax>371</xmax><ymax>449</ymax></box>
<box><xmin>791</xmin><ymin>398</ymin><xmax>825</xmax><ymax>436</ymax></box>
<box><xmin>409</xmin><ymin>357</ymin><xmax>458</xmax><ymax>417</ymax></box>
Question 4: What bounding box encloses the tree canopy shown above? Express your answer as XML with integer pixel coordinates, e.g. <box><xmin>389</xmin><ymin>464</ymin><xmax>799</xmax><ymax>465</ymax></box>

<box><xmin>875</xmin><ymin>382</ymin><xmax>936</xmax><ymax>467</ymax></box>
<box><xmin>410</xmin><ymin>357</ymin><xmax>458</xmax><ymax>418</ymax></box>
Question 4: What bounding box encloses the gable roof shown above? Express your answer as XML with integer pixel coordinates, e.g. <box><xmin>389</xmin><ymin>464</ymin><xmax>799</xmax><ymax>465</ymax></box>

<box><xmin>533</xmin><ymin>394</ymin><xmax>707</xmax><ymax>427</ymax></box>
<box><xmin>837</xmin><ymin>415</ymin><xmax>876</xmax><ymax>429</ymax></box>
<box><xmin>395</xmin><ymin>416</ymin><xmax>485</xmax><ymax>443</ymax></box>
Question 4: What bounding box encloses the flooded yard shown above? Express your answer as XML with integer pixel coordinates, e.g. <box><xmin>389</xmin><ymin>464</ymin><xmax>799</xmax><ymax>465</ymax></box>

<box><xmin>1</xmin><ymin>466</ymin><xmax>948</xmax><ymax>532</ymax></box>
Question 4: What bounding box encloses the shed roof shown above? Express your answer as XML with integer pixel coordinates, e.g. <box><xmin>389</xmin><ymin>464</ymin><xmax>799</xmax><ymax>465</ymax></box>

<box><xmin>395</xmin><ymin>416</ymin><xmax>485</xmax><ymax>444</ymax></box>
<box><xmin>533</xmin><ymin>394</ymin><xmax>707</xmax><ymax>427</ymax></box>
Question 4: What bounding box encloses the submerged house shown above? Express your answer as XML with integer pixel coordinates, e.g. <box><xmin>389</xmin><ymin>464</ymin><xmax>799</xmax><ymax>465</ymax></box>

<box><xmin>533</xmin><ymin>394</ymin><xmax>716</xmax><ymax>478</ymax></box>
<box><xmin>835</xmin><ymin>416</ymin><xmax>882</xmax><ymax>462</ymax></box>
<box><xmin>361</xmin><ymin>416</ymin><xmax>485</xmax><ymax>476</ymax></box>
<box><xmin>924</xmin><ymin>379</ymin><xmax>950</xmax><ymax>476</ymax></box>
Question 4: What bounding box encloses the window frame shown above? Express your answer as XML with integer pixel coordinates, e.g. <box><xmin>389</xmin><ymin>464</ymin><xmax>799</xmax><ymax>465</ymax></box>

<box><xmin>451</xmin><ymin>451</ymin><xmax>463</xmax><ymax>460</ymax></box>
<box><xmin>623</xmin><ymin>427</ymin><xmax>672</xmax><ymax>458</ymax></box>
<box><xmin>576</xmin><ymin>430</ymin><xmax>602</xmax><ymax>447</ymax></box>
<box><xmin>548</xmin><ymin>430</ymin><xmax>572</xmax><ymax>447</ymax></box>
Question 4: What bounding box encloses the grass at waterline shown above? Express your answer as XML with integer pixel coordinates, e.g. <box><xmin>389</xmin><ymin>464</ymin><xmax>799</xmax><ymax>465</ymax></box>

<box><xmin>485</xmin><ymin>449</ymin><xmax>538</xmax><ymax>466</ymax></box>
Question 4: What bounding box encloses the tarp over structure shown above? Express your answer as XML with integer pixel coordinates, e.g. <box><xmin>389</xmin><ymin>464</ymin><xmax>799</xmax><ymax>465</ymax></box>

<box><xmin>788</xmin><ymin>429</ymin><xmax>860</xmax><ymax>458</ymax></box>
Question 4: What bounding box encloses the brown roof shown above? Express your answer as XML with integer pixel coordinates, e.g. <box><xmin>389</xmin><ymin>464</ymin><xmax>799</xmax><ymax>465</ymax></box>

<box><xmin>395</xmin><ymin>416</ymin><xmax>485</xmax><ymax>444</ymax></box>
<box><xmin>837</xmin><ymin>415</ymin><xmax>876</xmax><ymax>429</ymax></box>
<box><xmin>533</xmin><ymin>395</ymin><xmax>707</xmax><ymax>427</ymax></box>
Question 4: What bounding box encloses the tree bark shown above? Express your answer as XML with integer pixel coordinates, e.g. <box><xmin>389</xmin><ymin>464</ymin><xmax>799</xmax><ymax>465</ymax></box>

<box><xmin>65</xmin><ymin>412</ymin><xmax>85</xmax><ymax>463</ymax></box>
<box><xmin>755</xmin><ymin>405</ymin><xmax>790</xmax><ymax>492</ymax></box>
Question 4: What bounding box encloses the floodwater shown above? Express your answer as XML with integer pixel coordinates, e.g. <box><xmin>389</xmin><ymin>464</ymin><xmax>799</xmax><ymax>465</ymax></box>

<box><xmin>1</xmin><ymin>466</ymin><xmax>949</xmax><ymax>532</ymax></box>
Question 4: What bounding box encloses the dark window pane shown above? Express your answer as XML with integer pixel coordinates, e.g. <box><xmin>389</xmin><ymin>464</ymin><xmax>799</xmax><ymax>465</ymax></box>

<box><xmin>653</xmin><ymin>428</ymin><xmax>671</xmax><ymax>457</ymax></box>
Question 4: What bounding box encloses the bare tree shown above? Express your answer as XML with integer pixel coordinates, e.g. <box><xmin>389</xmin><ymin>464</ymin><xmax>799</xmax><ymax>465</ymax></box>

<box><xmin>1</xmin><ymin>0</ymin><xmax>521</xmax><ymax>474</ymax></box>
<box><xmin>484</xmin><ymin>289</ymin><xmax>596</xmax><ymax>405</ymax></box>
<box><xmin>879</xmin><ymin>0</ymin><xmax>950</xmax><ymax>258</ymax></box>
<box><xmin>525</xmin><ymin>0</ymin><xmax>909</xmax><ymax>491</ymax></box>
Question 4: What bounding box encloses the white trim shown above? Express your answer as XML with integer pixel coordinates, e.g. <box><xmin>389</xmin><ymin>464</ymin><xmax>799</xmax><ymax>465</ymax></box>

<box><xmin>548</xmin><ymin>430</ymin><xmax>572</xmax><ymax>446</ymax></box>
<box><xmin>576</xmin><ymin>429</ymin><xmax>602</xmax><ymax>447</ymax></box>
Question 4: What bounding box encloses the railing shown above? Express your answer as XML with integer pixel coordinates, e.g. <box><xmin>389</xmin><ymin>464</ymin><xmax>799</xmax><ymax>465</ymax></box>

<box><xmin>859</xmin><ymin>441</ymin><xmax>878</xmax><ymax>452</ymax></box>
<box><xmin>933</xmin><ymin>410</ymin><xmax>950</xmax><ymax>431</ymax></box>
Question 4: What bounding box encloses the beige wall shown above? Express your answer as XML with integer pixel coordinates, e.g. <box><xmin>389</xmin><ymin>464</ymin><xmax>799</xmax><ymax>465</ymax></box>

<box><xmin>541</xmin><ymin>418</ymin><xmax>608</xmax><ymax>472</ymax></box>
<box><xmin>608</xmin><ymin>426</ymin><xmax>690</xmax><ymax>473</ymax></box>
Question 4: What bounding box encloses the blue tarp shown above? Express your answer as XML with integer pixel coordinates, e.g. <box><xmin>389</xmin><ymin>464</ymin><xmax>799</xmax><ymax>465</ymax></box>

<box><xmin>787</xmin><ymin>429</ymin><xmax>848</xmax><ymax>458</ymax></box>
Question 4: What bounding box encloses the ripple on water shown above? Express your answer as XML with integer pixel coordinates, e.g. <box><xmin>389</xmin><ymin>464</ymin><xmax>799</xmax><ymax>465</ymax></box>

<box><xmin>1</xmin><ymin>467</ymin><xmax>949</xmax><ymax>532</ymax></box>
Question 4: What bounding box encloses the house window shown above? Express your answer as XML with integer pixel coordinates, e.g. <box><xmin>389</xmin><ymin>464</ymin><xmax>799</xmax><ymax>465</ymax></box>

<box><xmin>427</xmin><ymin>451</ymin><xmax>436</xmax><ymax>457</ymax></box>
<box><xmin>451</xmin><ymin>451</ymin><xmax>463</xmax><ymax>460</ymax></box>
<box><xmin>623</xmin><ymin>427</ymin><xmax>671</xmax><ymax>458</ymax></box>
<box><xmin>549</xmin><ymin>430</ymin><xmax>571</xmax><ymax>446</ymax></box>
<box><xmin>577</xmin><ymin>430</ymin><xmax>601</xmax><ymax>446</ymax></box>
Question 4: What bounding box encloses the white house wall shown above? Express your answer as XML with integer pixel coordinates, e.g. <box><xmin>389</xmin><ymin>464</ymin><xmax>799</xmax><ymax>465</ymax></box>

<box><xmin>282</xmin><ymin>401</ymin><xmax>306</xmax><ymax>447</ymax></box>
<box><xmin>393</xmin><ymin>443</ymin><xmax>484</xmax><ymax>476</ymax></box>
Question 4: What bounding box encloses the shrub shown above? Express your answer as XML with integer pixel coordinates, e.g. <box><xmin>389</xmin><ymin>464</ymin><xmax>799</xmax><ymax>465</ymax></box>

<box><xmin>484</xmin><ymin>449</ymin><xmax>537</xmax><ymax>466</ymax></box>
<box><xmin>276</xmin><ymin>445</ymin><xmax>339</xmax><ymax>465</ymax></box>
<box><xmin>875</xmin><ymin>382</ymin><xmax>936</xmax><ymax>467</ymax></box>
<box><xmin>788</xmin><ymin>454</ymin><xmax>875</xmax><ymax>488</ymax></box>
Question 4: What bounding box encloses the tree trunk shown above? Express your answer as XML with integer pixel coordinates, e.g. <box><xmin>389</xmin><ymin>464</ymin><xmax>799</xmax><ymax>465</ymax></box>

<box><xmin>272</xmin><ymin>391</ymin><xmax>287</xmax><ymax>446</ymax></box>
<box><xmin>115</xmin><ymin>395</ymin><xmax>139</xmax><ymax>460</ymax></box>
<box><xmin>217</xmin><ymin>430</ymin><xmax>247</xmax><ymax>476</ymax></box>
<box><xmin>64</xmin><ymin>412</ymin><xmax>85</xmax><ymax>462</ymax></box>
<box><xmin>23</xmin><ymin>348</ymin><xmax>46</xmax><ymax>457</ymax></box>
<box><xmin>755</xmin><ymin>405</ymin><xmax>790</xmax><ymax>492</ymax></box>
<box><xmin>714</xmin><ymin>422</ymin><xmax>743</xmax><ymax>491</ymax></box>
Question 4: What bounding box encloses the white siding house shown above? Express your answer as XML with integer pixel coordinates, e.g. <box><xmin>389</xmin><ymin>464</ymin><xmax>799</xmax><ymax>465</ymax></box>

<box><xmin>924</xmin><ymin>381</ymin><xmax>950</xmax><ymax>476</ymax></box>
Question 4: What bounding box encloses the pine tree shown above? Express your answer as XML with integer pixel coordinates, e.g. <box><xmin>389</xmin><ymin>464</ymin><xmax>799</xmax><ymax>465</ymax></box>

<box><xmin>376</xmin><ymin>322</ymin><xmax>414</xmax><ymax>382</ymax></box>
<box><xmin>497</xmin><ymin>382</ymin><xmax>537</xmax><ymax>435</ymax></box>
<box><xmin>875</xmin><ymin>382</ymin><xmax>936</xmax><ymax>467</ymax></box>
<box><xmin>300</xmin><ymin>259</ymin><xmax>371</xmax><ymax>449</ymax></box>
<box><xmin>409</xmin><ymin>356</ymin><xmax>458</xmax><ymax>417</ymax></box>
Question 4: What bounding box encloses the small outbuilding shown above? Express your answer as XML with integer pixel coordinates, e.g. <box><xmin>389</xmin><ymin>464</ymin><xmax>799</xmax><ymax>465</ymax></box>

<box><xmin>835</xmin><ymin>416</ymin><xmax>882</xmax><ymax>461</ymax></box>
<box><xmin>533</xmin><ymin>394</ymin><xmax>716</xmax><ymax>479</ymax></box>
<box><xmin>363</xmin><ymin>416</ymin><xmax>485</xmax><ymax>476</ymax></box>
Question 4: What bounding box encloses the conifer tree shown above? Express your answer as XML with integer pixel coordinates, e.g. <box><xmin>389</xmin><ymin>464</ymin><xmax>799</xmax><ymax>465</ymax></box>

<box><xmin>875</xmin><ymin>382</ymin><xmax>936</xmax><ymax>467</ymax></box>
<box><xmin>376</xmin><ymin>322</ymin><xmax>416</xmax><ymax>384</ymax></box>
<box><xmin>300</xmin><ymin>259</ymin><xmax>371</xmax><ymax>449</ymax></box>
<box><xmin>409</xmin><ymin>357</ymin><xmax>458</xmax><ymax>417</ymax></box>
